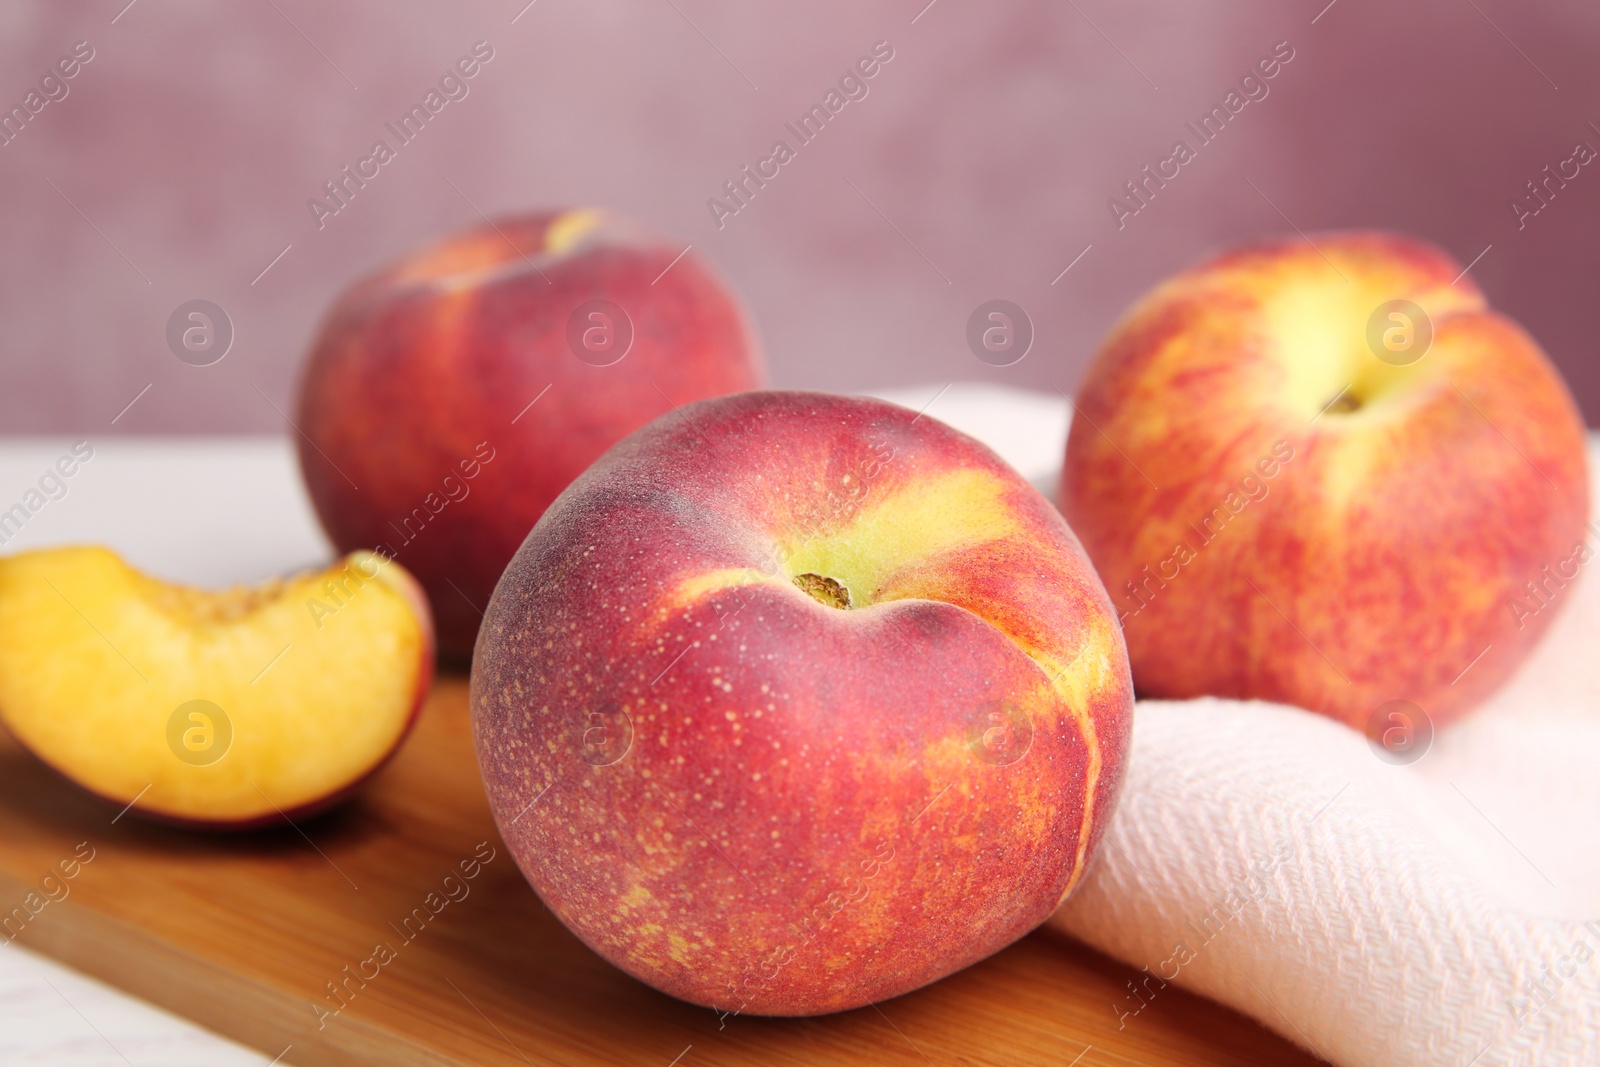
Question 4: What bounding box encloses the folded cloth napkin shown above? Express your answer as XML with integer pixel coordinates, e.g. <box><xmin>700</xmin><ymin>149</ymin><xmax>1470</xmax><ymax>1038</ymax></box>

<box><xmin>873</xmin><ymin>384</ymin><xmax>1600</xmax><ymax>1067</ymax></box>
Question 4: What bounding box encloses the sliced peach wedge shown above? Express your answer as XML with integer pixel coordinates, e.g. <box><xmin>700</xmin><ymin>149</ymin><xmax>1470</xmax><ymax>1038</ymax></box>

<box><xmin>0</xmin><ymin>546</ymin><xmax>433</xmax><ymax>828</ymax></box>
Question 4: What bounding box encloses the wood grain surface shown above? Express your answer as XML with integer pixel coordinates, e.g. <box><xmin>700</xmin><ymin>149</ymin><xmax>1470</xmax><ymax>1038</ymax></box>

<box><xmin>0</xmin><ymin>674</ymin><xmax>1323</xmax><ymax>1066</ymax></box>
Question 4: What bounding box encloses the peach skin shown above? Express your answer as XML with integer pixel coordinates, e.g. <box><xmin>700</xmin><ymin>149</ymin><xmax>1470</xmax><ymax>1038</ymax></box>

<box><xmin>295</xmin><ymin>209</ymin><xmax>765</xmax><ymax>662</ymax></box>
<box><xmin>472</xmin><ymin>391</ymin><xmax>1133</xmax><ymax>1015</ymax></box>
<box><xmin>1062</xmin><ymin>231</ymin><xmax>1589</xmax><ymax>732</ymax></box>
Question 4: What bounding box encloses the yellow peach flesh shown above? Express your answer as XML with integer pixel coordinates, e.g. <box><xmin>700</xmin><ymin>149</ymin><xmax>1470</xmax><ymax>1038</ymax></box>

<box><xmin>0</xmin><ymin>547</ymin><xmax>431</xmax><ymax>824</ymax></box>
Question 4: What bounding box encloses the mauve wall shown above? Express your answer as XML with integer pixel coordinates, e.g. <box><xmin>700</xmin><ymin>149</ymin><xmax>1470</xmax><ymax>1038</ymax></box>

<box><xmin>1</xmin><ymin>0</ymin><xmax>1597</xmax><ymax>433</ymax></box>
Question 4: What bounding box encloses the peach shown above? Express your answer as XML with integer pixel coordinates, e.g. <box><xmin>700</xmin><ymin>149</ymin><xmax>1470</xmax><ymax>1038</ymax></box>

<box><xmin>295</xmin><ymin>209</ymin><xmax>766</xmax><ymax>662</ymax></box>
<box><xmin>471</xmin><ymin>391</ymin><xmax>1132</xmax><ymax>1015</ymax></box>
<box><xmin>1061</xmin><ymin>231</ymin><xmax>1589</xmax><ymax>730</ymax></box>
<box><xmin>0</xmin><ymin>547</ymin><xmax>432</xmax><ymax>826</ymax></box>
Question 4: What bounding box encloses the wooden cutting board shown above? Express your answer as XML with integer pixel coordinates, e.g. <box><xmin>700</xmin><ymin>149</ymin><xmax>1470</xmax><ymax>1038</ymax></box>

<box><xmin>0</xmin><ymin>673</ymin><xmax>1322</xmax><ymax>1067</ymax></box>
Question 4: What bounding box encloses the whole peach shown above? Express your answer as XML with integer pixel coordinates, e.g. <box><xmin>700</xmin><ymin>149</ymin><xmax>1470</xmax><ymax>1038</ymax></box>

<box><xmin>1062</xmin><ymin>231</ymin><xmax>1589</xmax><ymax>730</ymax></box>
<box><xmin>295</xmin><ymin>210</ymin><xmax>765</xmax><ymax>661</ymax></box>
<box><xmin>472</xmin><ymin>391</ymin><xmax>1132</xmax><ymax>1015</ymax></box>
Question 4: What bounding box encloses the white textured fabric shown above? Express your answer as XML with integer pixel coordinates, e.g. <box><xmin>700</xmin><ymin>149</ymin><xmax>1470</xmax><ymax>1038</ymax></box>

<box><xmin>873</xmin><ymin>385</ymin><xmax>1600</xmax><ymax>1067</ymax></box>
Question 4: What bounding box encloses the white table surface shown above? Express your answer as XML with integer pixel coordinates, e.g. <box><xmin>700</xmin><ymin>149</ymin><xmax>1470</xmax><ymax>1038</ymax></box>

<box><xmin>0</xmin><ymin>385</ymin><xmax>1070</xmax><ymax>1064</ymax></box>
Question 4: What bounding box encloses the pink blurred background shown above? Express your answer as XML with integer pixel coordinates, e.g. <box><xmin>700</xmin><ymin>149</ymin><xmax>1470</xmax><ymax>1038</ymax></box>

<box><xmin>2</xmin><ymin>0</ymin><xmax>1598</xmax><ymax>432</ymax></box>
